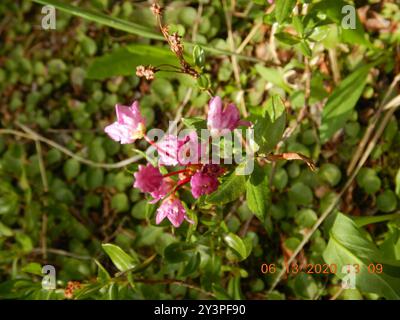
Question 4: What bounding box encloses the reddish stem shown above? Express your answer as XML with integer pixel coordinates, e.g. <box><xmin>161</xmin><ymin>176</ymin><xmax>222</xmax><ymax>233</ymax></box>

<box><xmin>174</xmin><ymin>176</ymin><xmax>191</xmax><ymax>193</ymax></box>
<box><xmin>144</xmin><ymin>134</ymin><xmax>172</xmax><ymax>158</ymax></box>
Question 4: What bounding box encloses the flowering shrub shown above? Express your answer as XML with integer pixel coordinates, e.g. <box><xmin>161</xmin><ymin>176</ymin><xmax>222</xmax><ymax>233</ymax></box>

<box><xmin>104</xmin><ymin>96</ymin><xmax>254</xmax><ymax>228</ymax></box>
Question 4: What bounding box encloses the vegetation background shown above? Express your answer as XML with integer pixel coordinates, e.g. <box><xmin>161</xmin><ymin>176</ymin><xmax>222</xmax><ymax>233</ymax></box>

<box><xmin>0</xmin><ymin>0</ymin><xmax>400</xmax><ymax>300</ymax></box>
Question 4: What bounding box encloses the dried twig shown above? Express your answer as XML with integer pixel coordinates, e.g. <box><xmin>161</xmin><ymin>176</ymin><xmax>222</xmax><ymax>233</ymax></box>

<box><xmin>0</xmin><ymin>126</ymin><xmax>144</xmax><ymax>169</ymax></box>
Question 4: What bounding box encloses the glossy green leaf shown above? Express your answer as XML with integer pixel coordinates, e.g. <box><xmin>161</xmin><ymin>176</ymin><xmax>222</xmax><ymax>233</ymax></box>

<box><xmin>193</xmin><ymin>45</ymin><xmax>205</xmax><ymax>68</ymax></box>
<box><xmin>21</xmin><ymin>263</ymin><xmax>42</xmax><ymax>276</ymax></box>
<box><xmin>94</xmin><ymin>259</ymin><xmax>111</xmax><ymax>282</ymax></box>
<box><xmin>246</xmin><ymin>163</ymin><xmax>270</xmax><ymax>222</ymax></box>
<box><xmin>206</xmin><ymin>172</ymin><xmax>246</xmax><ymax>205</ymax></box>
<box><xmin>223</xmin><ymin>233</ymin><xmax>249</xmax><ymax>260</ymax></box>
<box><xmin>182</xmin><ymin>117</ymin><xmax>207</xmax><ymax>130</ymax></box>
<box><xmin>101</xmin><ymin>243</ymin><xmax>137</xmax><ymax>272</ymax></box>
<box><xmin>164</xmin><ymin>242</ymin><xmax>196</xmax><ymax>263</ymax></box>
<box><xmin>353</xmin><ymin>213</ymin><xmax>400</xmax><ymax>228</ymax></box>
<box><xmin>0</xmin><ymin>222</ymin><xmax>13</xmax><ymax>237</ymax></box>
<box><xmin>227</xmin><ymin>276</ymin><xmax>242</xmax><ymax>300</ymax></box>
<box><xmin>395</xmin><ymin>168</ymin><xmax>400</xmax><ymax>198</ymax></box>
<box><xmin>32</xmin><ymin>0</ymin><xmax>263</xmax><ymax>63</ymax></box>
<box><xmin>275</xmin><ymin>32</ymin><xmax>301</xmax><ymax>45</ymax></box>
<box><xmin>275</xmin><ymin>0</ymin><xmax>296</xmax><ymax>24</ymax></box>
<box><xmin>320</xmin><ymin>65</ymin><xmax>371</xmax><ymax>143</ymax></box>
<box><xmin>182</xmin><ymin>252</ymin><xmax>201</xmax><ymax>277</ymax></box>
<box><xmin>255</xmin><ymin>65</ymin><xmax>292</xmax><ymax>93</ymax></box>
<box><xmin>310</xmin><ymin>0</ymin><xmax>370</xmax><ymax>46</ymax></box>
<box><xmin>253</xmin><ymin>95</ymin><xmax>287</xmax><ymax>154</ymax></box>
<box><xmin>212</xmin><ymin>284</ymin><xmax>233</xmax><ymax>300</ymax></box>
<box><xmin>323</xmin><ymin>213</ymin><xmax>400</xmax><ymax>299</ymax></box>
<box><xmin>87</xmin><ymin>45</ymin><xmax>178</xmax><ymax>80</ymax></box>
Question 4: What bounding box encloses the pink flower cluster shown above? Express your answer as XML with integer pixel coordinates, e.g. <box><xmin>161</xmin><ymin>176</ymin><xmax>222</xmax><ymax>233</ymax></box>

<box><xmin>104</xmin><ymin>97</ymin><xmax>249</xmax><ymax>227</ymax></box>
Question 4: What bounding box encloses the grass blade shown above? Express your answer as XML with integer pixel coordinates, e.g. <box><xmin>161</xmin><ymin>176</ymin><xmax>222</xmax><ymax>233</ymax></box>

<box><xmin>32</xmin><ymin>0</ymin><xmax>264</xmax><ymax>62</ymax></box>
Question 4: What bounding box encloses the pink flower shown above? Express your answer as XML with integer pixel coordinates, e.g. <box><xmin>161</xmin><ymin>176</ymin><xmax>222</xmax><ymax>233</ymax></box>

<box><xmin>156</xmin><ymin>134</ymin><xmax>186</xmax><ymax>166</ymax></box>
<box><xmin>207</xmin><ymin>96</ymin><xmax>251</xmax><ymax>136</ymax></box>
<box><xmin>133</xmin><ymin>164</ymin><xmax>163</xmax><ymax>193</ymax></box>
<box><xmin>157</xmin><ymin>132</ymin><xmax>206</xmax><ymax>166</ymax></box>
<box><xmin>177</xmin><ymin>131</ymin><xmax>207</xmax><ymax>165</ymax></box>
<box><xmin>190</xmin><ymin>171</ymin><xmax>219</xmax><ymax>199</ymax></box>
<box><xmin>104</xmin><ymin>101</ymin><xmax>146</xmax><ymax>144</ymax></box>
<box><xmin>149</xmin><ymin>177</ymin><xmax>174</xmax><ymax>204</ymax></box>
<box><xmin>156</xmin><ymin>196</ymin><xmax>193</xmax><ymax>227</ymax></box>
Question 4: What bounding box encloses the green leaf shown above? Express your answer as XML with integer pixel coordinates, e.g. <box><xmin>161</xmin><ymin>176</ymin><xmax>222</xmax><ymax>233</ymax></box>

<box><xmin>395</xmin><ymin>168</ymin><xmax>400</xmax><ymax>198</ymax></box>
<box><xmin>87</xmin><ymin>45</ymin><xmax>178</xmax><ymax>80</ymax></box>
<box><xmin>292</xmin><ymin>15</ymin><xmax>304</xmax><ymax>37</ymax></box>
<box><xmin>310</xmin><ymin>0</ymin><xmax>370</xmax><ymax>47</ymax></box>
<box><xmin>212</xmin><ymin>284</ymin><xmax>233</xmax><ymax>300</ymax></box>
<box><xmin>21</xmin><ymin>263</ymin><xmax>42</xmax><ymax>276</ymax></box>
<box><xmin>380</xmin><ymin>226</ymin><xmax>400</xmax><ymax>261</ymax></box>
<box><xmin>253</xmin><ymin>95</ymin><xmax>287</xmax><ymax>154</ymax></box>
<box><xmin>223</xmin><ymin>233</ymin><xmax>249</xmax><ymax>261</ymax></box>
<box><xmin>0</xmin><ymin>222</ymin><xmax>13</xmax><ymax>237</ymax></box>
<box><xmin>63</xmin><ymin>159</ymin><xmax>80</xmax><ymax>180</ymax></box>
<box><xmin>255</xmin><ymin>65</ymin><xmax>292</xmax><ymax>93</ymax></box>
<box><xmin>292</xmin><ymin>273</ymin><xmax>319</xmax><ymax>299</ymax></box>
<box><xmin>101</xmin><ymin>243</ymin><xmax>137</xmax><ymax>272</ymax></box>
<box><xmin>297</xmin><ymin>41</ymin><xmax>312</xmax><ymax>57</ymax></box>
<box><xmin>34</xmin><ymin>0</ymin><xmax>162</xmax><ymax>39</ymax></box>
<box><xmin>94</xmin><ymin>259</ymin><xmax>111</xmax><ymax>282</ymax></box>
<box><xmin>197</xmin><ymin>74</ymin><xmax>211</xmax><ymax>90</ymax></box>
<box><xmin>353</xmin><ymin>213</ymin><xmax>400</xmax><ymax>228</ymax></box>
<box><xmin>227</xmin><ymin>275</ymin><xmax>243</xmax><ymax>300</ymax></box>
<box><xmin>181</xmin><ymin>252</ymin><xmax>201</xmax><ymax>277</ymax></box>
<box><xmin>164</xmin><ymin>242</ymin><xmax>196</xmax><ymax>263</ymax></box>
<box><xmin>323</xmin><ymin>213</ymin><xmax>400</xmax><ymax>299</ymax></box>
<box><xmin>275</xmin><ymin>32</ymin><xmax>301</xmax><ymax>45</ymax></box>
<box><xmin>107</xmin><ymin>283</ymin><xmax>118</xmax><ymax>300</ymax></box>
<box><xmin>16</xmin><ymin>233</ymin><xmax>33</xmax><ymax>253</ymax></box>
<box><xmin>275</xmin><ymin>0</ymin><xmax>296</xmax><ymax>24</ymax></box>
<box><xmin>32</xmin><ymin>0</ymin><xmax>264</xmax><ymax>63</ymax></box>
<box><xmin>193</xmin><ymin>45</ymin><xmax>205</xmax><ymax>68</ymax></box>
<box><xmin>182</xmin><ymin>117</ymin><xmax>207</xmax><ymax>130</ymax></box>
<box><xmin>246</xmin><ymin>163</ymin><xmax>270</xmax><ymax>222</ymax></box>
<box><xmin>206</xmin><ymin>172</ymin><xmax>246</xmax><ymax>205</ymax></box>
<box><xmin>320</xmin><ymin>65</ymin><xmax>371</xmax><ymax>143</ymax></box>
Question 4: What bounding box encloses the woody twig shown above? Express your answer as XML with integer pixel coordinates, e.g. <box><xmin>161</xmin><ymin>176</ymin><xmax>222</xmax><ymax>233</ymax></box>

<box><xmin>136</xmin><ymin>2</ymin><xmax>200</xmax><ymax>80</ymax></box>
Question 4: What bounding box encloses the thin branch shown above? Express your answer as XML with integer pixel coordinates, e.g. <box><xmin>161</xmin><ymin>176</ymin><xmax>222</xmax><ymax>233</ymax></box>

<box><xmin>35</xmin><ymin>140</ymin><xmax>48</xmax><ymax>192</ymax></box>
<box><xmin>346</xmin><ymin>74</ymin><xmax>400</xmax><ymax>175</ymax></box>
<box><xmin>4</xmin><ymin>124</ymin><xmax>145</xmax><ymax>169</ymax></box>
<box><xmin>222</xmin><ymin>0</ymin><xmax>248</xmax><ymax>117</ymax></box>
<box><xmin>31</xmin><ymin>248</ymin><xmax>92</xmax><ymax>260</ymax></box>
